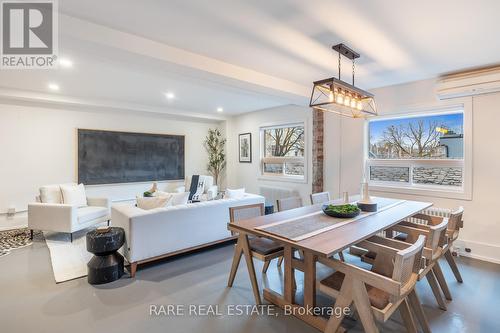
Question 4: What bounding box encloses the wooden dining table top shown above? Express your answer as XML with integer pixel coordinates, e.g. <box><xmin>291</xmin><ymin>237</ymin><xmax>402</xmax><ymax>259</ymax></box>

<box><xmin>228</xmin><ymin>196</ymin><xmax>432</xmax><ymax>258</ymax></box>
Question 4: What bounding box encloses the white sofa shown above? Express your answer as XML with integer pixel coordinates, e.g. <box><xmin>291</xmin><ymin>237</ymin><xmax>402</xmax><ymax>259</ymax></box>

<box><xmin>112</xmin><ymin>193</ymin><xmax>265</xmax><ymax>276</ymax></box>
<box><xmin>28</xmin><ymin>184</ymin><xmax>110</xmax><ymax>242</ymax></box>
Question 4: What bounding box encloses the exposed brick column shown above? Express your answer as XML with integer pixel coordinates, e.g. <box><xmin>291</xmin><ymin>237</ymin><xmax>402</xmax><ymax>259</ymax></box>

<box><xmin>312</xmin><ymin>109</ymin><xmax>324</xmax><ymax>193</ymax></box>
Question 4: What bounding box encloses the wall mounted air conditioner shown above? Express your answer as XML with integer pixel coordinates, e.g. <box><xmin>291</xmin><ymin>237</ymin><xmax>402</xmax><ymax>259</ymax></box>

<box><xmin>436</xmin><ymin>66</ymin><xmax>500</xmax><ymax>100</ymax></box>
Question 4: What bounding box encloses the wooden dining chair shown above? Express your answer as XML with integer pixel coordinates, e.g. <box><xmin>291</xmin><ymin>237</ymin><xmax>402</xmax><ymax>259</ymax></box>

<box><xmin>386</xmin><ymin>216</ymin><xmax>450</xmax><ymax>311</ymax></box>
<box><xmin>276</xmin><ymin>196</ymin><xmax>303</xmax><ymax>212</ymax></box>
<box><xmin>227</xmin><ymin>203</ymin><xmax>284</xmax><ymax>287</ymax></box>
<box><xmin>310</xmin><ymin>191</ymin><xmax>331</xmax><ymax>205</ymax></box>
<box><xmin>308</xmin><ymin>192</ymin><xmax>347</xmax><ymax>262</ymax></box>
<box><xmin>397</xmin><ymin>207</ymin><xmax>464</xmax><ymax>283</ymax></box>
<box><xmin>318</xmin><ymin>235</ymin><xmax>428</xmax><ymax>333</ymax></box>
<box><xmin>442</xmin><ymin>207</ymin><xmax>464</xmax><ymax>283</ymax></box>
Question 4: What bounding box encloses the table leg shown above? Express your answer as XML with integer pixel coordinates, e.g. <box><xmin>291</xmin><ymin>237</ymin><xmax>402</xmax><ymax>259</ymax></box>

<box><xmin>325</xmin><ymin>276</ymin><xmax>353</xmax><ymax>333</ymax></box>
<box><xmin>284</xmin><ymin>245</ymin><xmax>295</xmax><ymax>304</ymax></box>
<box><xmin>240</xmin><ymin>234</ymin><xmax>261</xmax><ymax>305</ymax></box>
<box><xmin>303</xmin><ymin>251</ymin><xmax>317</xmax><ymax>309</ymax></box>
<box><xmin>352</xmin><ymin>279</ymin><xmax>379</xmax><ymax>333</ymax></box>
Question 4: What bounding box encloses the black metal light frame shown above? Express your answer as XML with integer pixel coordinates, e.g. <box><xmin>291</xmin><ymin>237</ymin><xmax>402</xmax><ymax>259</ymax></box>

<box><xmin>309</xmin><ymin>43</ymin><xmax>377</xmax><ymax>118</ymax></box>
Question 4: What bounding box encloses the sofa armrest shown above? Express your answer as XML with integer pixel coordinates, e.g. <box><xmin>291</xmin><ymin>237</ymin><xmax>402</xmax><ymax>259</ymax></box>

<box><xmin>87</xmin><ymin>197</ymin><xmax>111</xmax><ymax>210</ymax></box>
<box><xmin>28</xmin><ymin>203</ymin><xmax>77</xmax><ymax>233</ymax></box>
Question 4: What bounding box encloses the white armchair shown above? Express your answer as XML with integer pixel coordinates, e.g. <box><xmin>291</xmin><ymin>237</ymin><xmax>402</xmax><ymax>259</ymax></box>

<box><xmin>176</xmin><ymin>175</ymin><xmax>218</xmax><ymax>200</ymax></box>
<box><xmin>28</xmin><ymin>184</ymin><xmax>110</xmax><ymax>242</ymax></box>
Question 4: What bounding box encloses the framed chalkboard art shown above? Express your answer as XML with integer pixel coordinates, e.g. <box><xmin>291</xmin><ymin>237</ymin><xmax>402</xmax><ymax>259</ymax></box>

<box><xmin>78</xmin><ymin>129</ymin><xmax>185</xmax><ymax>185</ymax></box>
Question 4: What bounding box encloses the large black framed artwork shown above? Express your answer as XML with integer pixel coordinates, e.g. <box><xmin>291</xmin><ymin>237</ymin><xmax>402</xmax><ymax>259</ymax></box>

<box><xmin>239</xmin><ymin>133</ymin><xmax>252</xmax><ymax>163</ymax></box>
<box><xmin>78</xmin><ymin>129</ymin><xmax>185</xmax><ymax>185</ymax></box>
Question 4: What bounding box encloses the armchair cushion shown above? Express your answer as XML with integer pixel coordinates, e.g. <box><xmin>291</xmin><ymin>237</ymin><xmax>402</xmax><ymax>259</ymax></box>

<box><xmin>40</xmin><ymin>185</ymin><xmax>64</xmax><ymax>204</ymax></box>
<box><xmin>60</xmin><ymin>184</ymin><xmax>87</xmax><ymax>207</ymax></box>
<box><xmin>77</xmin><ymin>206</ymin><xmax>108</xmax><ymax>224</ymax></box>
<box><xmin>86</xmin><ymin>197</ymin><xmax>110</xmax><ymax>209</ymax></box>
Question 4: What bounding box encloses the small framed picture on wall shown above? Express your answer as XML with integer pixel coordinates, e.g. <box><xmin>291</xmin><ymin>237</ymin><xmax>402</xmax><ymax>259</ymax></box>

<box><xmin>239</xmin><ymin>133</ymin><xmax>252</xmax><ymax>163</ymax></box>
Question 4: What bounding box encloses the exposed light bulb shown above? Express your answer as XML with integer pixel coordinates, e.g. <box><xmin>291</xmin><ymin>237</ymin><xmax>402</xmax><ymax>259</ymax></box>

<box><xmin>357</xmin><ymin>100</ymin><xmax>363</xmax><ymax>110</ymax></box>
<box><xmin>336</xmin><ymin>92</ymin><xmax>344</xmax><ymax>105</ymax></box>
<box><xmin>350</xmin><ymin>98</ymin><xmax>357</xmax><ymax>108</ymax></box>
<box><xmin>344</xmin><ymin>94</ymin><xmax>350</xmax><ymax>107</ymax></box>
<box><xmin>329</xmin><ymin>90</ymin><xmax>334</xmax><ymax>102</ymax></box>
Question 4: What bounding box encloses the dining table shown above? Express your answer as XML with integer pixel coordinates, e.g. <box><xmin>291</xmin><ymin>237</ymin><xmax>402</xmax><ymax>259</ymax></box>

<box><xmin>227</xmin><ymin>196</ymin><xmax>432</xmax><ymax>333</ymax></box>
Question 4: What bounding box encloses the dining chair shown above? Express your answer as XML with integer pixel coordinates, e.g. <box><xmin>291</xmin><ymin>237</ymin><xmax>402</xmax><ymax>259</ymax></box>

<box><xmin>276</xmin><ymin>196</ymin><xmax>303</xmax><ymax>212</ymax></box>
<box><xmin>386</xmin><ymin>216</ymin><xmax>450</xmax><ymax>311</ymax></box>
<box><xmin>442</xmin><ymin>207</ymin><xmax>464</xmax><ymax>283</ymax></box>
<box><xmin>227</xmin><ymin>203</ymin><xmax>284</xmax><ymax>286</ymax></box>
<box><xmin>308</xmin><ymin>191</ymin><xmax>347</xmax><ymax>262</ymax></box>
<box><xmin>276</xmin><ymin>196</ymin><xmax>311</xmax><ymax>265</ymax></box>
<box><xmin>404</xmin><ymin>207</ymin><xmax>464</xmax><ymax>283</ymax></box>
<box><xmin>310</xmin><ymin>191</ymin><xmax>331</xmax><ymax>205</ymax></box>
<box><xmin>318</xmin><ymin>235</ymin><xmax>428</xmax><ymax>333</ymax></box>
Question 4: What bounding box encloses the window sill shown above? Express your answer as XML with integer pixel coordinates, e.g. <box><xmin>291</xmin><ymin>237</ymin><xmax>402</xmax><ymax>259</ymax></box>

<box><xmin>258</xmin><ymin>175</ymin><xmax>307</xmax><ymax>184</ymax></box>
<box><xmin>369</xmin><ymin>183</ymin><xmax>472</xmax><ymax>201</ymax></box>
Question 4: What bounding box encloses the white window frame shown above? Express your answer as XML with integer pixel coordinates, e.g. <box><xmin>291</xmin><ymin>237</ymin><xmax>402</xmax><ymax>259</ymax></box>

<box><xmin>364</xmin><ymin>98</ymin><xmax>473</xmax><ymax>200</ymax></box>
<box><xmin>259</xmin><ymin>121</ymin><xmax>308</xmax><ymax>183</ymax></box>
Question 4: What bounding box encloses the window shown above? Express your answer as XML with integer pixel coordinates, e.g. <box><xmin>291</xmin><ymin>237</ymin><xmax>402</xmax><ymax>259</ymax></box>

<box><xmin>260</xmin><ymin>123</ymin><xmax>305</xmax><ymax>180</ymax></box>
<box><xmin>366</xmin><ymin>108</ymin><xmax>470</xmax><ymax>198</ymax></box>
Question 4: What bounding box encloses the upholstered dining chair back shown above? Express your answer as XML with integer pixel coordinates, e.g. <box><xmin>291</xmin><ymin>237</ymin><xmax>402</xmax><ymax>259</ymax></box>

<box><xmin>310</xmin><ymin>192</ymin><xmax>331</xmax><ymax>205</ymax></box>
<box><xmin>229</xmin><ymin>203</ymin><xmax>265</xmax><ymax>223</ymax></box>
<box><xmin>276</xmin><ymin>196</ymin><xmax>303</xmax><ymax>212</ymax></box>
<box><xmin>447</xmin><ymin>207</ymin><xmax>464</xmax><ymax>241</ymax></box>
<box><xmin>392</xmin><ymin>235</ymin><xmax>426</xmax><ymax>297</ymax></box>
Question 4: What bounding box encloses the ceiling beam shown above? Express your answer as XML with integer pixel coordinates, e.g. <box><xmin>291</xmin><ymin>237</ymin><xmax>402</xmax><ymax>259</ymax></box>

<box><xmin>60</xmin><ymin>14</ymin><xmax>310</xmax><ymax>100</ymax></box>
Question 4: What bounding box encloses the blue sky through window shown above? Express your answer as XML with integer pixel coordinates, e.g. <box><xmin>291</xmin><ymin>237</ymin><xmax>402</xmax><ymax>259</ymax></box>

<box><xmin>369</xmin><ymin>113</ymin><xmax>463</xmax><ymax>143</ymax></box>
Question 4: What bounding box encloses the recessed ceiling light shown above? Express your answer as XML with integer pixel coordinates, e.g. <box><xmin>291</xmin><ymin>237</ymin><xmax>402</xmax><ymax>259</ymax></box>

<box><xmin>48</xmin><ymin>83</ymin><xmax>60</xmax><ymax>91</ymax></box>
<box><xmin>165</xmin><ymin>92</ymin><xmax>175</xmax><ymax>99</ymax></box>
<box><xmin>58</xmin><ymin>58</ymin><xmax>73</xmax><ymax>68</ymax></box>
<box><xmin>216</xmin><ymin>107</ymin><xmax>223</xmax><ymax>113</ymax></box>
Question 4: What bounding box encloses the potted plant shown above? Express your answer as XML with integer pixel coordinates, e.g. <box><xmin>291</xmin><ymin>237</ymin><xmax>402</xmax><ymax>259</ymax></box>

<box><xmin>204</xmin><ymin>128</ymin><xmax>226</xmax><ymax>186</ymax></box>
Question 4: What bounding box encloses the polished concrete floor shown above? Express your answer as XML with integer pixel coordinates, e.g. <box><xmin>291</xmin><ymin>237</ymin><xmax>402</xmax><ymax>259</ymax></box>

<box><xmin>1</xmin><ymin>236</ymin><xmax>499</xmax><ymax>333</ymax></box>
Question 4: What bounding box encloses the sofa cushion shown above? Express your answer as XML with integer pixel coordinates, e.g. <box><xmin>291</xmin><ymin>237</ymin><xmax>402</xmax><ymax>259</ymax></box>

<box><xmin>40</xmin><ymin>185</ymin><xmax>63</xmax><ymax>204</ymax></box>
<box><xmin>226</xmin><ymin>188</ymin><xmax>245</xmax><ymax>199</ymax></box>
<box><xmin>61</xmin><ymin>184</ymin><xmax>87</xmax><ymax>207</ymax></box>
<box><xmin>137</xmin><ymin>196</ymin><xmax>171</xmax><ymax>210</ymax></box>
<box><xmin>154</xmin><ymin>191</ymin><xmax>190</xmax><ymax>206</ymax></box>
<box><xmin>78</xmin><ymin>206</ymin><xmax>108</xmax><ymax>224</ymax></box>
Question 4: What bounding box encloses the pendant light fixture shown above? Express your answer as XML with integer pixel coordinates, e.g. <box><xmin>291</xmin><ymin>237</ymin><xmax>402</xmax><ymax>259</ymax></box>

<box><xmin>309</xmin><ymin>43</ymin><xmax>377</xmax><ymax>118</ymax></box>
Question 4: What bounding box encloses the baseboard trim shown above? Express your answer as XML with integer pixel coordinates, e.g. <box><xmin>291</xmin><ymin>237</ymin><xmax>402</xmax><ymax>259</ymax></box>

<box><xmin>455</xmin><ymin>239</ymin><xmax>500</xmax><ymax>265</ymax></box>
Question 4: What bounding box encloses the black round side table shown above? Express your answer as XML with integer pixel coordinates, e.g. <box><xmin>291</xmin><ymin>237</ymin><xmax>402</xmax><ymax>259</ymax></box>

<box><xmin>86</xmin><ymin>227</ymin><xmax>125</xmax><ymax>285</ymax></box>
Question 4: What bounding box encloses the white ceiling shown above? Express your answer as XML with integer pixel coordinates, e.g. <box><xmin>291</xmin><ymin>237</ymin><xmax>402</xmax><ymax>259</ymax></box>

<box><xmin>2</xmin><ymin>0</ymin><xmax>500</xmax><ymax>119</ymax></box>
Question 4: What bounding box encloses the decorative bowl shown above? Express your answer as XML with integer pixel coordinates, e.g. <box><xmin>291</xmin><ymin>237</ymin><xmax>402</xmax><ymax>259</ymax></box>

<box><xmin>322</xmin><ymin>204</ymin><xmax>361</xmax><ymax>218</ymax></box>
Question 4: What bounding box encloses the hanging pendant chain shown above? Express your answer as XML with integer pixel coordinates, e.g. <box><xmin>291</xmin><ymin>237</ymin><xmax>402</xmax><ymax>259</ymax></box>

<box><xmin>352</xmin><ymin>59</ymin><xmax>355</xmax><ymax>86</ymax></box>
<box><xmin>338</xmin><ymin>52</ymin><xmax>341</xmax><ymax>81</ymax></box>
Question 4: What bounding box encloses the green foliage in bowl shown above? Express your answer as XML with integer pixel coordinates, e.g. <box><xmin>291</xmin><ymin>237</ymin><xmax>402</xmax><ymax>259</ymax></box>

<box><xmin>322</xmin><ymin>204</ymin><xmax>361</xmax><ymax>218</ymax></box>
<box><xmin>143</xmin><ymin>191</ymin><xmax>153</xmax><ymax>197</ymax></box>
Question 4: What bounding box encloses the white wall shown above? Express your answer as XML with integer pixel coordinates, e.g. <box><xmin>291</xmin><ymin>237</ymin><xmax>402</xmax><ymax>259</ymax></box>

<box><xmin>333</xmin><ymin>78</ymin><xmax>500</xmax><ymax>263</ymax></box>
<box><xmin>0</xmin><ymin>103</ymin><xmax>222</xmax><ymax>229</ymax></box>
<box><xmin>225</xmin><ymin>105</ymin><xmax>313</xmax><ymax>205</ymax></box>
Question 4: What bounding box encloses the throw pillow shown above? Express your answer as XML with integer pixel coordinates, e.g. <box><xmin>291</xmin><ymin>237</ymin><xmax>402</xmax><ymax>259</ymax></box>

<box><xmin>171</xmin><ymin>191</ymin><xmax>190</xmax><ymax>205</ymax></box>
<box><xmin>136</xmin><ymin>196</ymin><xmax>170</xmax><ymax>210</ymax></box>
<box><xmin>154</xmin><ymin>191</ymin><xmax>190</xmax><ymax>206</ymax></box>
<box><xmin>225</xmin><ymin>188</ymin><xmax>245</xmax><ymax>199</ymax></box>
<box><xmin>188</xmin><ymin>175</ymin><xmax>206</xmax><ymax>201</ymax></box>
<box><xmin>60</xmin><ymin>183</ymin><xmax>88</xmax><ymax>207</ymax></box>
<box><xmin>39</xmin><ymin>184</ymin><xmax>63</xmax><ymax>204</ymax></box>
